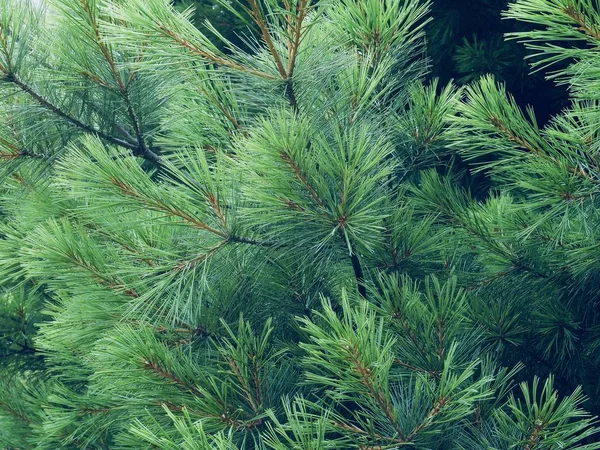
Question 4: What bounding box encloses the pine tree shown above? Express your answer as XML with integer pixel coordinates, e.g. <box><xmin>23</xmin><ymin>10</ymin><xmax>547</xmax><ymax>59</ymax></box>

<box><xmin>0</xmin><ymin>0</ymin><xmax>599</xmax><ymax>448</ymax></box>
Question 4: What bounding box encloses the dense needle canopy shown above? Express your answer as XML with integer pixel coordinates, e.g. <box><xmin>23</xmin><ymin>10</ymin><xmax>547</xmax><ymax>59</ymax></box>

<box><xmin>1</xmin><ymin>0</ymin><xmax>600</xmax><ymax>449</ymax></box>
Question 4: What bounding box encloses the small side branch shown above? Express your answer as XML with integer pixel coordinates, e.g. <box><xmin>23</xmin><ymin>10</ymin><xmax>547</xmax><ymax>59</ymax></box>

<box><xmin>280</xmin><ymin>149</ymin><xmax>325</xmax><ymax>209</ymax></box>
<box><xmin>80</xmin><ymin>0</ymin><xmax>155</xmax><ymax>162</ymax></box>
<box><xmin>3</xmin><ymin>73</ymin><xmax>162</xmax><ymax>164</ymax></box>
<box><xmin>248</xmin><ymin>0</ymin><xmax>288</xmax><ymax>79</ymax></box>
<box><xmin>489</xmin><ymin>116</ymin><xmax>595</xmax><ymax>182</ymax></box>
<box><xmin>563</xmin><ymin>5</ymin><xmax>600</xmax><ymax>40</ymax></box>
<box><xmin>284</xmin><ymin>78</ymin><xmax>298</xmax><ymax>113</ymax></box>
<box><xmin>144</xmin><ymin>360</ymin><xmax>203</xmax><ymax>398</ymax></box>
<box><xmin>156</xmin><ymin>24</ymin><xmax>276</xmax><ymax>80</ymax></box>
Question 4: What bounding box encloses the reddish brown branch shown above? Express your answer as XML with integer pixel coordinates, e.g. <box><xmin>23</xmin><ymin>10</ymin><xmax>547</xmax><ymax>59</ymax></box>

<box><xmin>109</xmin><ymin>177</ymin><xmax>227</xmax><ymax>237</ymax></box>
<box><xmin>248</xmin><ymin>0</ymin><xmax>288</xmax><ymax>79</ymax></box>
<box><xmin>563</xmin><ymin>5</ymin><xmax>600</xmax><ymax>40</ymax></box>
<box><xmin>156</xmin><ymin>24</ymin><xmax>276</xmax><ymax>80</ymax></box>
<box><xmin>489</xmin><ymin>116</ymin><xmax>594</xmax><ymax>182</ymax></box>
<box><xmin>280</xmin><ymin>150</ymin><xmax>326</xmax><ymax>209</ymax></box>
<box><xmin>287</xmin><ymin>0</ymin><xmax>310</xmax><ymax>78</ymax></box>
<box><xmin>144</xmin><ymin>360</ymin><xmax>203</xmax><ymax>397</ymax></box>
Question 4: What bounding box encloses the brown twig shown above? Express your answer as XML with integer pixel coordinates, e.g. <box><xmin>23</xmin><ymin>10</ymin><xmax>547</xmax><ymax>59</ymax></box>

<box><xmin>347</xmin><ymin>345</ymin><xmax>404</xmax><ymax>437</ymax></box>
<box><xmin>248</xmin><ymin>0</ymin><xmax>288</xmax><ymax>79</ymax></box>
<box><xmin>563</xmin><ymin>5</ymin><xmax>600</xmax><ymax>40</ymax></box>
<box><xmin>109</xmin><ymin>177</ymin><xmax>227</xmax><ymax>237</ymax></box>
<box><xmin>489</xmin><ymin>116</ymin><xmax>595</xmax><ymax>182</ymax></box>
<box><xmin>4</xmin><ymin>73</ymin><xmax>138</xmax><ymax>151</ymax></box>
<box><xmin>156</xmin><ymin>24</ymin><xmax>277</xmax><ymax>80</ymax></box>
<box><xmin>287</xmin><ymin>0</ymin><xmax>310</xmax><ymax>78</ymax></box>
<box><xmin>279</xmin><ymin>150</ymin><xmax>325</xmax><ymax>209</ymax></box>
<box><xmin>80</xmin><ymin>0</ymin><xmax>158</xmax><ymax>163</ymax></box>
<box><xmin>144</xmin><ymin>360</ymin><xmax>203</xmax><ymax>397</ymax></box>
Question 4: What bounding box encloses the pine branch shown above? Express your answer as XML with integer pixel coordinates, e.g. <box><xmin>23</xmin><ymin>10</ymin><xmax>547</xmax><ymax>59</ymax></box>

<box><xmin>64</xmin><ymin>248</ymin><xmax>141</xmax><ymax>298</ymax></box>
<box><xmin>225</xmin><ymin>356</ymin><xmax>262</xmax><ymax>413</ymax></box>
<box><xmin>332</xmin><ymin>420</ymin><xmax>407</xmax><ymax>445</ymax></box>
<box><xmin>562</xmin><ymin>4</ymin><xmax>600</xmax><ymax>41</ymax></box>
<box><xmin>108</xmin><ymin>177</ymin><xmax>227</xmax><ymax>237</ymax></box>
<box><xmin>0</xmin><ymin>399</ymin><xmax>33</xmax><ymax>424</ymax></box>
<box><xmin>248</xmin><ymin>0</ymin><xmax>288</xmax><ymax>79</ymax></box>
<box><xmin>155</xmin><ymin>23</ymin><xmax>277</xmax><ymax>80</ymax></box>
<box><xmin>279</xmin><ymin>150</ymin><xmax>326</xmax><ymax>210</ymax></box>
<box><xmin>197</xmin><ymin>86</ymin><xmax>244</xmax><ymax>133</ymax></box>
<box><xmin>286</xmin><ymin>0</ymin><xmax>310</xmax><ymax>79</ymax></box>
<box><xmin>143</xmin><ymin>360</ymin><xmax>203</xmax><ymax>397</ymax></box>
<box><xmin>393</xmin><ymin>358</ymin><xmax>439</xmax><ymax>378</ymax></box>
<box><xmin>80</xmin><ymin>0</ymin><xmax>149</xmax><ymax>158</ymax></box>
<box><xmin>228</xmin><ymin>235</ymin><xmax>276</xmax><ymax>247</ymax></box>
<box><xmin>489</xmin><ymin>116</ymin><xmax>595</xmax><ymax>182</ymax></box>
<box><xmin>5</xmin><ymin>73</ymin><xmax>130</xmax><ymax>150</ymax></box>
<box><xmin>405</xmin><ymin>397</ymin><xmax>447</xmax><ymax>442</ymax></box>
<box><xmin>284</xmin><ymin>78</ymin><xmax>299</xmax><ymax>113</ymax></box>
<box><xmin>173</xmin><ymin>240</ymin><xmax>229</xmax><ymax>272</ymax></box>
<box><xmin>2</xmin><ymin>72</ymin><xmax>161</xmax><ymax>164</ymax></box>
<box><xmin>280</xmin><ymin>146</ymin><xmax>367</xmax><ymax>297</ymax></box>
<box><xmin>347</xmin><ymin>345</ymin><xmax>403</xmax><ymax>438</ymax></box>
<box><xmin>391</xmin><ymin>311</ymin><xmax>429</xmax><ymax>361</ymax></box>
<box><xmin>524</xmin><ymin>420</ymin><xmax>544</xmax><ymax>450</ymax></box>
<box><xmin>0</xmin><ymin>149</ymin><xmax>46</xmax><ymax>161</ymax></box>
<box><xmin>0</xmin><ymin>136</ymin><xmax>46</xmax><ymax>160</ymax></box>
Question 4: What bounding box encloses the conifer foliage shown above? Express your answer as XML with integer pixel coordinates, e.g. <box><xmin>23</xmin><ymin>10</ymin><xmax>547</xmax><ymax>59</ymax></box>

<box><xmin>1</xmin><ymin>0</ymin><xmax>600</xmax><ymax>448</ymax></box>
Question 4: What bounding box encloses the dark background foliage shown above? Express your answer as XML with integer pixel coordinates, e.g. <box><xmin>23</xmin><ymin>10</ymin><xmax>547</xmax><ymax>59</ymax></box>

<box><xmin>174</xmin><ymin>0</ymin><xmax>569</xmax><ymax>122</ymax></box>
<box><xmin>427</xmin><ymin>0</ymin><xmax>569</xmax><ymax>123</ymax></box>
